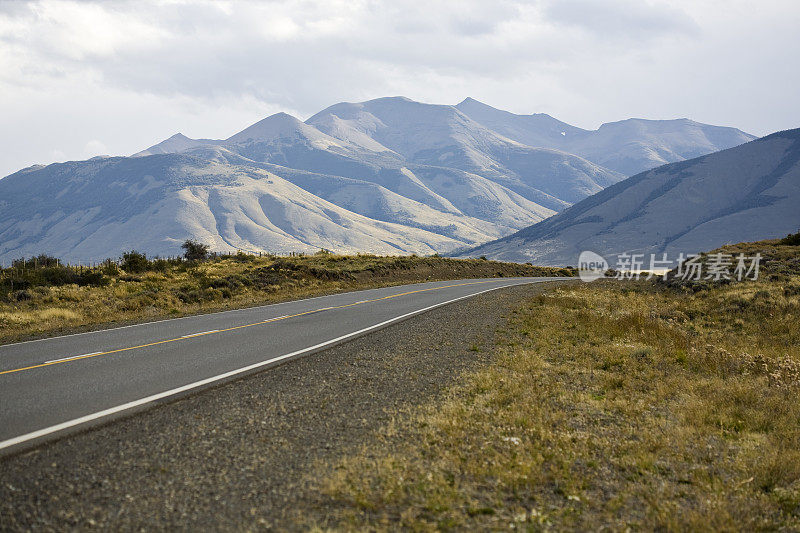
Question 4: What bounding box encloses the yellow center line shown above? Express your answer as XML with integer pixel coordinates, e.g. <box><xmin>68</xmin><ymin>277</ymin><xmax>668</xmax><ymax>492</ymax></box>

<box><xmin>0</xmin><ymin>279</ymin><xmax>504</xmax><ymax>377</ymax></box>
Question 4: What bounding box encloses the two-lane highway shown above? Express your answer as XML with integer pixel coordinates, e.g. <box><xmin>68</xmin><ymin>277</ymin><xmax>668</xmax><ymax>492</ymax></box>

<box><xmin>0</xmin><ymin>277</ymin><xmax>567</xmax><ymax>454</ymax></box>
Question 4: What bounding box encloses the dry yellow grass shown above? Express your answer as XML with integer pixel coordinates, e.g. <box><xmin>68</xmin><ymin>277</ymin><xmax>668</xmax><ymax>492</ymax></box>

<box><xmin>0</xmin><ymin>307</ymin><xmax>82</xmax><ymax>326</ymax></box>
<box><xmin>0</xmin><ymin>254</ymin><xmax>570</xmax><ymax>344</ymax></box>
<box><xmin>306</xmin><ymin>243</ymin><xmax>800</xmax><ymax>530</ymax></box>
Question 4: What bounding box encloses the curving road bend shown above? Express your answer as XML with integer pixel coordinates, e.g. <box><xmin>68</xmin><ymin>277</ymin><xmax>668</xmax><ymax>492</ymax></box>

<box><xmin>0</xmin><ymin>277</ymin><xmax>568</xmax><ymax>454</ymax></box>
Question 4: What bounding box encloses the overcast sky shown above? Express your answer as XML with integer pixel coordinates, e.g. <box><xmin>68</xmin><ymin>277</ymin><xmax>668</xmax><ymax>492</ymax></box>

<box><xmin>1</xmin><ymin>0</ymin><xmax>798</xmax><ymax>177</ymax></box>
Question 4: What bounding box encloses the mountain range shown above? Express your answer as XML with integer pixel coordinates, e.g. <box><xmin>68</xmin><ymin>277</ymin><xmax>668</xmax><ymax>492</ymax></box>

<box><xmin>456</xmin><ymin>98</ymin><xmax>755</xmax><ymax>176</ymax></box>
<box><xmin>460</xmin><ymin>129</ymin><xmax>800</xmax><ymax>266</ymax></box>
<box><xmin>0</xmin><ymin>97</ymin><xmax>756</xmax><ymax>263</ymax></box>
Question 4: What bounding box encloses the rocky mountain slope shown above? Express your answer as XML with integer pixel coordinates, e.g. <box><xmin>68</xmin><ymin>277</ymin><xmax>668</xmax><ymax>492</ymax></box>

<box><xmin>0</xmin><ymin>97</ymin><xmax>755</xmax><ymax>263</ymax></box>
<box><xmin>459</xmin><ymin>129</ymin><xmax>800</xmax><ymax>266</ymax></box>
<box><xmin>456</xmin><ymin>97</ymin><xmax>756</xmax><ymax>176</ymax></box>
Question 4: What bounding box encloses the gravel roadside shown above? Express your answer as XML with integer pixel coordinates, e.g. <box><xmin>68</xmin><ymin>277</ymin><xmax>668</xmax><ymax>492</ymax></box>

<box><xmin>0</xmin><ymin>282</ymin><xmax>563</xmax><ymax>530</ymax></box>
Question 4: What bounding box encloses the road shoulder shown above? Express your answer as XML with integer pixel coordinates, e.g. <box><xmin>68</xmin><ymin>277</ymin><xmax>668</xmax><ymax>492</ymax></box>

<box><xmin>0</xmin><ymin>282</ymin><xmax>562</xmax><ymax>530</ymax></box>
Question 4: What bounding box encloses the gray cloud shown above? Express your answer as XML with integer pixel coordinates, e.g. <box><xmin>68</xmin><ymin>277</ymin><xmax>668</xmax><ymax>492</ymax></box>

<box><xmin>544</xmin><ymin>0</ymin><xmax>700</xmax><ymax>38</ymax></box>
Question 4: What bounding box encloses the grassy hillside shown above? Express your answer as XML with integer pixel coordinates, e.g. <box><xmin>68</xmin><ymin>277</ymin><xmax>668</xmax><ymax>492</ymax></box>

<box><xmin>0</xmin><ymin>252</ymin><xmax>572</xmax><ymax>344</ymax></box>
<box><xmin>303</xmin><ymin>239</ymin><xmax>800</xmax><ymax>530</ymax></box>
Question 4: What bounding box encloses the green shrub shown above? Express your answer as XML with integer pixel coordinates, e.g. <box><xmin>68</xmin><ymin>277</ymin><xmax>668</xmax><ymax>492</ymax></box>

<box><xmin>12</xmin><ymin>255</ymin><xmax>60</xmax><ymax>269</ymax></box>
<box><xmin>13</xmin><ymin>290</ymin><xmax>32</xmax><ymax>301</ymax></box>
<box><xmin>101</xmin><ymin>260</ymin><xmax>119</xmax><ymax>276</ymax></box>
<box><xmin>779</xmin><ymin>231</ymin><xmax>800</xmax><ymax>246</ymax></box>
<box><xmin>232</xmin><ymin>251</ymin><xmax>256</xmax><ymax>263</ymax></box>
<box><xmin>0</xmin><ymin>263</ymin><xmax>108</xmax><ymax>298</ymax></box>
<box><xmin>784</xmin><ymin>284</ymin><xmax>800</xmax><ymax>297</ymax></box>
<box><xmin>76</xmin><ymin>270</ymin><xmax>109</xmax><ymax>287</ymax></box>
<box><xmin>150</xmin><ymin>258</ymin><xmax>171</xmax><ymax>273</ymax></box>
<box><xmin>182</xmin><ymin>240</ymin><xmax>209</xmax><ymax>262</ymax></box>
<box><xmin>121</xmin><ymin>250</ymin><xmax>150</xmax><ymax>273</ymax></box>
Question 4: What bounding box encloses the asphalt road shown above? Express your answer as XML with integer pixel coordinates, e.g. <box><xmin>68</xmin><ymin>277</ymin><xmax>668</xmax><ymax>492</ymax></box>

<box><xmin>0</xmin><ymin>277</ymin><xmax>567</xmax><ymax>454</ymax></box>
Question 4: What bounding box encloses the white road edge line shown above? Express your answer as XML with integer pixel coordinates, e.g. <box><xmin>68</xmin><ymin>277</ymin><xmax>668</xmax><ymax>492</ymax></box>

<box><xmin>0</xmin><ymin>280</ymin><xmax>535</xmax><ymax>451</ymax></box>
<box><xmin>180</xmin><ymin>330</ymin><xmax>219</xmax><ymax>338</ymax></box>
<box><xmin>45</xmin><ymin>352</ymin><xmax>102</xmax><ymax>364</ymax></box>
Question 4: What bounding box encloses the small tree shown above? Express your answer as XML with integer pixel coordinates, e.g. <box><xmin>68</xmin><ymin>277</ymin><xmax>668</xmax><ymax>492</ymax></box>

<box><xmin>182</xmin><ymin>239</ymin><xmax>210</xmax><ymax>262</ymax></box>
<box><xmin>121</xmin><ymin>250</ymin><xmax>150</xmax><ymax>273</ymax></box>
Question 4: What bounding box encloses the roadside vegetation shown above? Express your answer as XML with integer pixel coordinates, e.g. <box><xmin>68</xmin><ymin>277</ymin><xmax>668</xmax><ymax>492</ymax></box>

<box><xmin>305</xmin><ymin>238</ymin><xmax>800</xmax><ymax>530</ymax></box>
<box><xmin>0</xmin><ymin>244</ymin><xmax>572</xmax><ymax>344</ymax></box>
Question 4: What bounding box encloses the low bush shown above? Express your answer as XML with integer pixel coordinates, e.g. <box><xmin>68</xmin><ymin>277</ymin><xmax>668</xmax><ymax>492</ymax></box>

<box><xmin>120</xmin><ymin>250</ymin><xmax>150</xmax><ymax>273</ymax></box>
<box><xmin>779</xmin><ymin>230</ymin><xmax>800</xmax><ymax>246</ymax></box>
<box><xmin>0</xmin><ymin>264</ymin><xmax>108</xmax><ymax>299</ymax></box>
<box><xmin>12</xmin><ymin>255</ymin><xmax>61</xmax><ymax>269</ymax></box>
